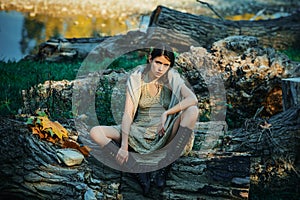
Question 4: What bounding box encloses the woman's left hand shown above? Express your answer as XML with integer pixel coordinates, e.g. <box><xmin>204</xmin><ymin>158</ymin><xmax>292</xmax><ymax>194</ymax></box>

<box><xmin>157</xmin><ymin>111</ymin><xmax>168</xmax><ymax>137</ymax></box>
<box><xmin>116</xmin><ymin>148</ymin><xmax>129</xmax><ymax>165</ymax></box>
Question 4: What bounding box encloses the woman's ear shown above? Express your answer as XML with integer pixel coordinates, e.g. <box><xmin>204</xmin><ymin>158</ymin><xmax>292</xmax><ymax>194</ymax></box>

<box><xmin>148</xmin><ymin>55</ymin><xmax>152</xmax><ymax>63</ymax></box>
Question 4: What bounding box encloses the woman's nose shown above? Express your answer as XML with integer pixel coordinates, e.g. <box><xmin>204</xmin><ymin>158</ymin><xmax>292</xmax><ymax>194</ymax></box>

<box><xmin>158</xmin><ymin>65</ymin><xmax>163</xmax><ymax>71</ymax></box>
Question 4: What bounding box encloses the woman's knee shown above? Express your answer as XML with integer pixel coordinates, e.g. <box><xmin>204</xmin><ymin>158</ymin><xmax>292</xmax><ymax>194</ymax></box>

<box><xmin>181</xmin><ymin>106</ymin><xmax>199</xmax><ymax>128</ymax></box>
<box><xmin>185</xmin><ymin>106</ymin><xmax>199</xmax><ymax>118</ymax></box>
<box><xmin>90</xmin><ymin>126</ymin><xmax>103</xmax><ymax>140</ymax></box>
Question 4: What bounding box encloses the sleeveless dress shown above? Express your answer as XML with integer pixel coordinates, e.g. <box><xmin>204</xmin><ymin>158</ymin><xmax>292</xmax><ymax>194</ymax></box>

<box><xmin>112</xmin><ymin>65</ymin><xmax>194</xmax><ymax>156</ymax></box>
<box><xmin>113</xmin><ymin>79</ymin><xmax>173</xmax><ymax>154</ymax></box>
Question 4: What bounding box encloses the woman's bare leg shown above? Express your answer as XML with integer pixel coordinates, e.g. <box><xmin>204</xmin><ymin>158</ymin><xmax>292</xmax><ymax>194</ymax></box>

<box><xmin>167</xmin><ymin>105</ymin><xmax>199</xmax><ymax>143</ymax></box>
<box><xmin>90</xmin><ymin>126</ymin><xmax>121</xmax><ymax>148</ymax></box>
<box><xmin>179</xmin><ymin>105</ymin><xmax>199</xmax><ymax>129</ymax></box>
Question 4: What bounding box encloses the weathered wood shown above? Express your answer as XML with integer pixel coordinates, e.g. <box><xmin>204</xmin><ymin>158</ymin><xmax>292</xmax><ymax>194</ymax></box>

<box><xmin>228</xmin><ymin>105</ymin><xmax>300</xmax><ymax>199</ymax></box>
<box><xmin>0</xmin><ymin>117</ymin><xmax>121</xmax><ymax>200</ymax></box>
<box><xmin>1</xmin><ymin>105</ymin><xmax>299</xmax><ymax>199</ymax></box>
<box><xmin>0</xmin><ymin>116</ymin><xmax>251</xmax><ymax>200</ymax></box>
<box><xmin>282</xmin><ymin>77</ymin><xmax>300</xmax><ymax>111</ymax></box>
<box><xmin>149</xmin><ymin>6</ymin><xmax>300</xmax><ymax>50</ymax></box>
<box><xmin>31</xmin><ymin>5</ymin><xmax>300</xmax><ymax>62</ymax></box>
<box><xmin>121</xmin><ymin>153</ymin><xmax>251</xmax><ymax>200</ymax></box>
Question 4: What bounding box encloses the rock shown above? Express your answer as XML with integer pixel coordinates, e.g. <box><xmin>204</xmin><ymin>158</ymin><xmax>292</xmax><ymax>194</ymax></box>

<box><xmin>84</xmin><ymin>188</ymin><xmax>97</xmax><ymax>200</ymax></box>
<box><xmin>56</xmin><ymin>148</ymin><xmax>84</xmax><ymax>166</ymax></box>
<box><xmin>232</xmin><ymin>177</ymin><xmax>250</xmax><ymax>186</ymax></box>
<box><xmin>176</xmin><ymin>35</ymin><xmax>300</xmax><ymax>127</ymax></box>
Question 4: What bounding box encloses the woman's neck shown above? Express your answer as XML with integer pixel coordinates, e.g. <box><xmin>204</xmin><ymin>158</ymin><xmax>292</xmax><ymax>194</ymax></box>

<box><xmin>146</xmin><ymin>71</ymin><xmax>159</xmax><ymax>83</ymax></box>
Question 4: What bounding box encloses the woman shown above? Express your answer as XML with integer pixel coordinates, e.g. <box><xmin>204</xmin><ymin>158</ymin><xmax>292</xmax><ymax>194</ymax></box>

<box><xmin>90</xmin><ymin>44</ymin><xmax>199</xmax><ymax>195</ymax></box>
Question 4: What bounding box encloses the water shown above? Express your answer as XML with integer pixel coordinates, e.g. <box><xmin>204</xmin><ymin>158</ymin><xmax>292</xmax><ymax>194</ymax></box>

<box><xmin>0</xmin><ymin>11</ymin><xmax>25</xmax><ymax>62</ymax></box>
<box><xmin>0</xmin><ymin>10</ymin><xmax>140</xmax><ymax>62</ymax></box>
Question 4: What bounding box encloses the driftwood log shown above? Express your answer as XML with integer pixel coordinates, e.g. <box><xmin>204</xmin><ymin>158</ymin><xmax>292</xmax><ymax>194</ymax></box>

<box><xmin>0</xmin><ymin>116</ymin><xmax>250</xmax><ymax>200</ymax></box>
<box><xmin>31</xmin><ymin>6</ymin><xmax>300</xmax><ymax>62</ymax></box>
<box><xmin>0</xmin><ymin>105</ymin><xmax>299</xmax><ymax>199</ymax></box>
<box><xmin>228</xmin><ymin>105</ymin><xmax>300</xmax><ymax>199</ymax></box>
<box><xmin>149</xmin><ymin>6</ymin><xmax>300</xmax><ymax>50</ymax></box>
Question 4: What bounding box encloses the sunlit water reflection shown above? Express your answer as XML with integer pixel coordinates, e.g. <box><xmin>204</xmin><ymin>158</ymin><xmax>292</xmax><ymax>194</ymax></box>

<box><xmin>0</xmin><ymin>11</ymin><xmax>25</xmax><ymax>62</ymax></box>
<box><xmin>0</xmin><ymin>10</ymin><xmax>139</xmax><ymax>62</ymax></box>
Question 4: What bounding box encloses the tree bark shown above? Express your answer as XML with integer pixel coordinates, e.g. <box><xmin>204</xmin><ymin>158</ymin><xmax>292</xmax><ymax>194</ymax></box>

<box><xmin>228</xmin><ymin>105</ymin><xmax>300</xmax><ymax>199</ymax></box>
<box><xmin>149</xmin><ymin>5</ymin><xmax>300</xmax><ymax>50</ymax></box>
<box><xmin>0</xmin><ymin>117</ymin><xmax>252</xmax><ymax>200</ymax></box>
<box><xmin>1</xmin><ymin>105</ymin><xmax>299</xmax><ymax>200</ymax></box>
<box><xmin>0</xmin><ymin>117</ymin><xmax>122</xmax><ymax>200</ymax></box>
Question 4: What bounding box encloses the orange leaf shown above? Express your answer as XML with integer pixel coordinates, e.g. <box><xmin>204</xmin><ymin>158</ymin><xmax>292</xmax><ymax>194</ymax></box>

<box><xmin>62</xmin><ymin>139</ymin><xmax>90</xmax><ymax>157</ymax></box>
<box><xmin>39</xmin><ymin>116</ymin><xmax>68</xmax><ymax>140</ymax></box>
<box><xmin>47</xmin><ymin>137</ymin><xmax>57</xmax><ymax>144</ymax></box>
<box><xmin>31</xmin><ymin>127</ymin><xmax>40</xmax><ymax>135</ymax></box>
<box><xmin>78</xmin><ymin>146</ymin><xmax>91</xmax><ymax>157</ymax></box>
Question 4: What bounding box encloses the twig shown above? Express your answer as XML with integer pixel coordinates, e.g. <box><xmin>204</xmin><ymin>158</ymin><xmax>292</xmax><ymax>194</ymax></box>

<box><xmin>250</xmin><ymin>8</ymin><xmax>266</xmax><ymax>21</ymax></box>
<box><xmin>253</xmin><ymin>106</ymin><xmax>264</xmax><ymax>119</ymax></box>
<box><xmin>196</xmin><ymin>0</ymin><xmax>224</xmax><ymax>21</ymax></box>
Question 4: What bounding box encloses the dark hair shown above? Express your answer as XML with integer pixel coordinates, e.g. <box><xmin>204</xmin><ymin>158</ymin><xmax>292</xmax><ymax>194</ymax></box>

<box><xmin>149</xmin><ymin>43</ymin><xmax>175</xmax><ymax>68</ymax></box>
<box><xmin>143</xmin><ymin>43</ymin><xmax>175</xmax><ymax>84</ymax></box>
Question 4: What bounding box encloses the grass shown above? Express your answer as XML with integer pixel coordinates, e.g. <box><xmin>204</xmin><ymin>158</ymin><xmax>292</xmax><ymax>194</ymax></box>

<box><xmin>0</xmin><ymin>59</ymin><xmax>81</xmax><ymax>116</ymax></box>
<box><xmin>0</xmin><ymin>50</ymin><xmax>147</xmax><ymax>118</ymax></box>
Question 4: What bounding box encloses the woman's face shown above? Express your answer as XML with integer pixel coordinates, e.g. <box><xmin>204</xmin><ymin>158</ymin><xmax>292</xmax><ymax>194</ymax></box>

<box><xmin>149</xmin><ymin>55</ymin><xmax>171</xmax><ymax>79</ymax></box>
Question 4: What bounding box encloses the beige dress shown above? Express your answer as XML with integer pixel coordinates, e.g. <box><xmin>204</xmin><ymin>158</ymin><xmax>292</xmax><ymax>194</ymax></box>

<box><xmin>112</xmin><ymin>65</ymin><xmax>194</xmax><ymax>156</ymax></box>
<box><xmin>113</xmin><ymin>79</ymin><xmax>174</xmax><ymax>154</ymax></box>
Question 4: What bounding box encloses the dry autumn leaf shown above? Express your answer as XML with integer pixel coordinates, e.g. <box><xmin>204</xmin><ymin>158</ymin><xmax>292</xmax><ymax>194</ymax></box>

<box><xmin>38</xmin><ymin>116</ymin><xmax>68</xmax><ymax>140</ymax></box>
<box><xmin>62</xmin><ymin>139</ymin><xmax>91</xmax><ymax>157</ymax></box>
<box><xmin>27</xmin><ymin>115</ymin><xmax>68</xmax><ymax>142</ymax></box>
<box><xmin>26</xmin><ymin>114</ymin><xmax>90</xmax><ymax>156</ymax></box>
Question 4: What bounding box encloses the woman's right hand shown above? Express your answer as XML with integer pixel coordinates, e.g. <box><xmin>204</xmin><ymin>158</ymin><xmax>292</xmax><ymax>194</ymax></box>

<box><xmin>157</xmin><ymin>111</ymin><xmax>168</xmax><ymax>137</ymax></box>
<box><xmin>116</xmin><ymin>148</ymin><xmax>129</xmax><ymax>165</ymax></box>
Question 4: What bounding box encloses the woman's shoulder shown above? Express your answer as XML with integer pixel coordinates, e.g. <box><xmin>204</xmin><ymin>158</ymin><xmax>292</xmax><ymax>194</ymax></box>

<box><xmin>127</xmin><ymin>64</ymin><xmax>147</xmax><ymax>83</ymax></box>
<box><xmin>167</xmin><ymin>68</ymin><xmax>182</xmax><ymax>79</ymax></box>
<box><xmin>132</xmin><ymin>64</ymin><xmax>147</xmax><ymax>73</ymax></box>
<box><xmin>126</xmin><ymin>64</ymin><xmax>146</xmax><ymax>77</ymax></box>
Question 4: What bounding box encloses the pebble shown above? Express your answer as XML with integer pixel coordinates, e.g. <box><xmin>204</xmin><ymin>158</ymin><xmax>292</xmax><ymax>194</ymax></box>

<box><xmin>56</xmin><ymin>148</ymin><xmax>84</xmax><ymax>166</ymax></box>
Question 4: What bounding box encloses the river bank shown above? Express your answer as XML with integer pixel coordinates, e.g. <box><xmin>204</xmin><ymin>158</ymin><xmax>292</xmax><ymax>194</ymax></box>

<box><xmin>0</xmin><ymin>0</ymin><xmax>299</xmax><ymax>62</ymax></box>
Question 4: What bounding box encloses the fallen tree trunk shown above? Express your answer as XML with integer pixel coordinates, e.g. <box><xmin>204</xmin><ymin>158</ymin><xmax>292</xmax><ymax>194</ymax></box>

<box><xmin>31</xmin><ymin>6</ymin><xmax>300</xmax><ymax>62</ymax></box>
<box><xmin>0</xmin><ymin>117</ymin><xmax>121</xmax><ymax>200</ymax></box>
<box><xmin>229</xmin><ymin>105</ymin><xmax>300</xmax><ymax>159</ymax></box>
<box><xmin>227</xmin><ymin>105</ymin><xmax>300</xmax><ymax>199</ymax></box>
<box><xmin>1</xmin><ymin>104</ymin><xmax>299</xmax><ymax>199</ymax></box>
<box><xmin>0</xmin><ymin>117</ymin><xmax>251</xmax><ymax>200</ymax></box>
<box><xmin>149</xmin><ymin>5</ymin><xmax>300</xmax><ymax>50</ymax></box>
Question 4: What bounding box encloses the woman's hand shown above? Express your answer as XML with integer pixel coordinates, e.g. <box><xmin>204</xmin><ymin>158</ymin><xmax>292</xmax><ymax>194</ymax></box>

<box><xmin>157</xmin><ymin>111</ymin><xmax>168</xmax><ymax>137</ymax></box>
<box><xmin>116</xmin><ymin>148</ymin><xmax>129</xmax><ymax>165</ymax></box>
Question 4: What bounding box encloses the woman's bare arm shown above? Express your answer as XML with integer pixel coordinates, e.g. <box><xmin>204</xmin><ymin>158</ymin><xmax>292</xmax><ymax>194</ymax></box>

<box><xmin>165</xmin><ymin>84</ymin><xmax>198</xmax><ymax>115</ymax></box>
<box><xmin>157</xmin><ymin>84</ymin><xmax>198</xmax><ymax>134</ymax></box>
<box><xmin>116</xmin><ymin>88</ymin><xmax>135</xmax><ymax>164</ymax></box>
